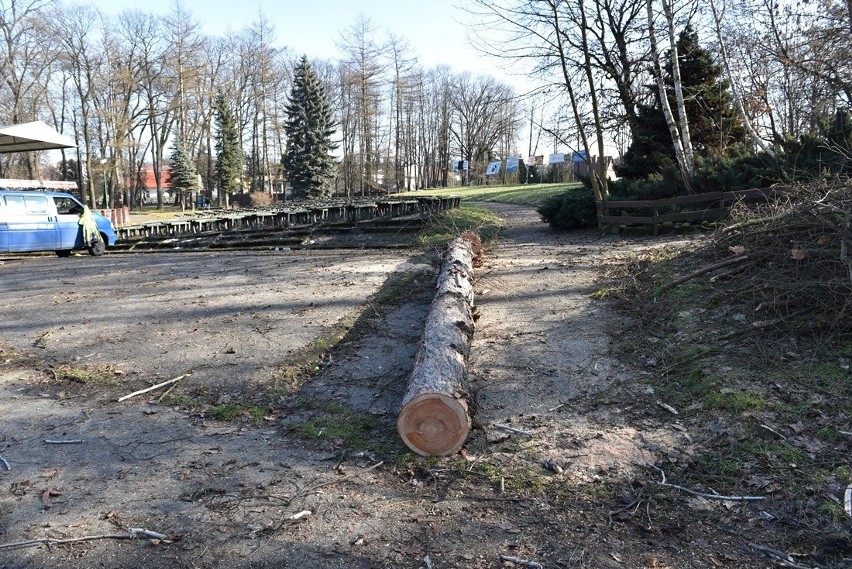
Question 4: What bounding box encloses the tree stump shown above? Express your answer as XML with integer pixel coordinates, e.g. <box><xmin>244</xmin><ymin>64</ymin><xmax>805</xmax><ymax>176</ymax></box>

<box><xmin>397</xmin><ymin>235</ymin><xmax>479</xmax><ymax>456</ymax></box>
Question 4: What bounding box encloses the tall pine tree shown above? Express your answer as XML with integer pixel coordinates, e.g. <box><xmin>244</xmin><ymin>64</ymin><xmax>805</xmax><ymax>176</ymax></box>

<box><xmin>619</xmin><ymin>26</ymin><xmax>746</xmax><ymax>181</ymax></box>
<box><xmin>214</xmin><ymin>91</ymin><xmax>243</xmax><ymax>203</ymax></box>
<box><xmin>282</xmin><ymin>56</ymin><xmax>337</xmax><ymax>199</ymax></box>
<box><xmin>167</xmin><ymin>136</ymin><xmax>199</xmax><ymax>209</ymax></box>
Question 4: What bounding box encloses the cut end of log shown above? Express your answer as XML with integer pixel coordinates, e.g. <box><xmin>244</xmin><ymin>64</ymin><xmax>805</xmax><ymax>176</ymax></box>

<box><xmin>397</xmin><ymin>394</ymin><xmax>470</xmax><ymax>456</ymax></box>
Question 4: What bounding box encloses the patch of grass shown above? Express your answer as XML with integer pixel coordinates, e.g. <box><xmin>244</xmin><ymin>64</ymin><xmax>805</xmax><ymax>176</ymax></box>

<box><xmin>290</xmin><ymin>403</ymin><xmax>386</xmax><ymax>452</ymax></box>
<box><xmin>818</xmin><ymin>501</ymin><xmax>849</xmax><ymax>523</ymax></box>
<box><xmin>159</xmin><ymin>394</ymin><xmax>195</xmax><ymax>408</ymax></box>
<box><xmin>54</xmin><ymin>364</ymin><xmax>118</xmax><ymax>385</ymax></box>
<box><xmin>417</xmin><ymin>204</ymin><xmax>503</xmax><ymax>248</ymax></box>
<box><xmin>400</xmin><ymin>183</ymin><xmax>581</xmax><ymax>208</ymax></box>
<box><xmin>271</xmin><ymin>315</ymin><xmax>358</xmax><ymax>394</ymax></box>
<box><xmin>372</xmin><ymin>270</ymin><xmax>429</xmax><ymax>307</ymax></box>
<box><xmin>658</xmin><ymin>367</ymin><xmax>771</xmax><ymax>415</ymax></box>
<box><xmin>657</xmin><ymin>367</ymin><xmax>717</xmax><ymax>410</ymax></box>
<box><xmin>705</xmin><ymin>390</ymin><xmax>771</xmax><ymax>413</ymax></box>
<box><xmin>208</xmin><ymin>403</ymin><xmax>266</xmax><ymax>422</ymax></box>
<box><xmin>697</xmin><ymin>455</ymin><xmax>745</xmax><ymax>478</ymax></box>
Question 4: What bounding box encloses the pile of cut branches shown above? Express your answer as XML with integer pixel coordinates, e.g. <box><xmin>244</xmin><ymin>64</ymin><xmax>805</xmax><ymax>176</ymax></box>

<box><xmin>708</xmin><ymin>178</ymin><xmax>852</xmax><ymax>340</ymax></box>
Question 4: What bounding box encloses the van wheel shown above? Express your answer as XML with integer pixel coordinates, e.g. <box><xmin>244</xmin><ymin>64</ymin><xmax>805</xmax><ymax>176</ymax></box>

<box><xmin>56</xmin><ymin>250</ymin><xmax>72</xmax><ymax>258</ymax></box>
<box><xmin>88</xmin><ymin>235</ymin><xmax>106</xmax><ymax>257</ymax></box>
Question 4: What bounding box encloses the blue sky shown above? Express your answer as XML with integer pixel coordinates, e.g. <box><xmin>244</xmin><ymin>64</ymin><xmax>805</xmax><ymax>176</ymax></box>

<box><xmin>89</xmin><ymin>0</ymin><xmax>514</xmax><ymax>80</ymax></box>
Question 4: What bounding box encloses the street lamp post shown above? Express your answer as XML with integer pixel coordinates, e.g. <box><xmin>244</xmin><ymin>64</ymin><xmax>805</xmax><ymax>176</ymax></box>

<box><xmin>99</xmin><ymin>158</ymin><xmax>108</xmax><ymax>210</ymax></box>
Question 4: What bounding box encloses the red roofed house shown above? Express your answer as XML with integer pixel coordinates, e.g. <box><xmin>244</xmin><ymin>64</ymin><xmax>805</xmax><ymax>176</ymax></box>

<box><xmin>139</xmin><ymin>164</ymin><xmax>175</xmax><ymax>204</ymax></box>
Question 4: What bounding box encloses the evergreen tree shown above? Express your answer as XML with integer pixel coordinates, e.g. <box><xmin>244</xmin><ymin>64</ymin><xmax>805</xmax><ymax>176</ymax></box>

<box><xmin>214</xmin><ymin>91</ymin><xmax>243</xmax><ymax>200</ymax></box>
<box><xmin>167</xmin><ymin>136</ymin><xmax>198</xmax><ymax>207</ymax></box>
<box><xmin>282</xmin><ymin>56</ymin><xmax>338</xmax><ymax>199</ymax></box>
<box><xmin>619</xmin><ymin>26</ymin><xmax>746</xmax><ymax>181</ymax></box>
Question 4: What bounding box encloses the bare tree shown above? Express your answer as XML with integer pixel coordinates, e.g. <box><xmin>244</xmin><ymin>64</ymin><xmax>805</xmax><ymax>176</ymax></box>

<box><xmin>52</xmin><ymin>3</ymin><xmax>104</xmax><ymax>206</ymax></box>
<box><xmin>338</xmin><ymin>15</ymin><xmax>386</xmax><ymax>195</ymax></box>
<box><xmin>0</xmin><ymin>0</ymin><xmax>59</xmax><ymax>178</ymax></box>
<box><xmin>135</xmin><ymin>12</ymin><xmax>174</xmax><ymax>209</ymax></box>
<box><xmin>448</xmin><ymin>72</ymin><xmax>517</xmax><ymax>185</ymax></box>
<box><xmin>709</xmin><ymin>0</ymin><xmax>775</xmax><ymax>157</ymax></box>
<box><xmin>386</xmin><ymin>32</ymin><xmax>417</xmax><ymax>192</ymax></box>
<box><xmin>585</xmin><ymin>0</ymin><xmax>649</xmax><ymax>141</ymax></box>
<box><xmin>463</xmin><ymin>0</ymin><xmax>610</xmax><ymax>199</ymax></box>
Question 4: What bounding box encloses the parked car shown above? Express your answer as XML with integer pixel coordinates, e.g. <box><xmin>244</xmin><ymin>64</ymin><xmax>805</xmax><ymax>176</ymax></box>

<box><xmin>0</xmin><ymin>190</ymin><xmax>117</xmax><ymax>257</ymax></box>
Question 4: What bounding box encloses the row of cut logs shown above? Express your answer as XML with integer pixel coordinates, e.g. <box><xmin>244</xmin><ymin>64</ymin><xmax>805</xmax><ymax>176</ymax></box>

<box><xmin>397</xmin><ymin>232</ymin><xmax>482</xmax><ymax>456</ymax></box>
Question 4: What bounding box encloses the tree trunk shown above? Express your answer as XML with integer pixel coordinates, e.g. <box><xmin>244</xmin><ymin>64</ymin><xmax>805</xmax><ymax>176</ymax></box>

<box><xmin>397</xmin><ymin>235</ymin><xmax>480</xmax><ymax>456</ymax></box>
<box><xmin>662</xmin><ymin>0</ymin><xmax>695</xmax><ymax>179</ymax></box>
<box><xmin>710</xmin><ymin>0</ymin><xmax>776</xmax><ymax>158</ymax></box>
<box><xmin>647</xmin><ymin>0</ymin><xmax>693</xmax><ymax>185</ymax></box>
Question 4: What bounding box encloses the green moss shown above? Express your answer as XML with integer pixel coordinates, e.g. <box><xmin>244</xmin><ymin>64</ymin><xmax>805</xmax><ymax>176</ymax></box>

<box><xmin>290</xmin><ymin>402</ymin><xmax>390</xmax><ymax>453</ymax></box>
<box><xmin>55</xmin><ymin>365</ymin><xmax>118</xmax><ymax>385</ymax></box>
<box><xmin>209</xmin><ymin>403</ymin><xmax>265</xmax><ymax>422</ymax></box>
<box><xmin>705</xmin><ymin>391</ymin><xmax>771</xmax><ymax>413</ymax></box>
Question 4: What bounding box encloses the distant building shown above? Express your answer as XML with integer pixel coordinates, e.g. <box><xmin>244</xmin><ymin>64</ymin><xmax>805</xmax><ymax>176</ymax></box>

<box><xmin>138</xmin><ymin>164</ymin><xmax>174</xmax><ymax>204</ymax></box>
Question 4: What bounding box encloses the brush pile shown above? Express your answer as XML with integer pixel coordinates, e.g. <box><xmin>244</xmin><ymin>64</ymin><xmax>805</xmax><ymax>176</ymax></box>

<box><xmin>711</xmin><ymin>178</ymin><xmax>852</xmax><ymax>341</ymax></box>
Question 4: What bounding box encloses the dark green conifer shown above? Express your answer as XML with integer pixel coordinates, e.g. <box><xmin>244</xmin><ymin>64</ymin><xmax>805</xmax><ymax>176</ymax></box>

<box><xmin>214</xmin><ymin>91</ymin><xmax>243</xmax><ymax>198</ymax></box>
<box><xmin>167</xmin><ymin>135</ymin><xmax>198</xmax><ymax>205</ymax></box>
<box><xmin>619</xmin><ymin>26</ymin><xmax>745</xmax><ymax>180</ymax></box>
<box><xmin>282</xmin><ymin>56</ymin><xmax>338</xmax><ymax>199</ymax></box>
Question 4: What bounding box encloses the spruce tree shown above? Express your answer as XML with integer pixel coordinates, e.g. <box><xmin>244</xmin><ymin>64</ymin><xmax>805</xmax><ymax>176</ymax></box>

<box><xmin>167</xmin><ymin>136</ymin><xmax>198</xmax><ymax>207</ymax></box>
<box><xmin>214</xmin><ymin>91</ymin><xmax>243</xmax><ymax>201</ymax></box>
<box><xmin>619</xmin><ymin>26</ymin><xmax>746</xmax><ymax>181</ymax></box>
<box><xmin>282</xmin><ymin>56</ymin><xmax>338</xmax><ymax>199</ymax></box>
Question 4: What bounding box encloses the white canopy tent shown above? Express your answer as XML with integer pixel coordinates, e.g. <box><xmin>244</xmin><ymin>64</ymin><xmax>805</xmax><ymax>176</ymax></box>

<box><xmin>0</xmin><ymin>121</ymin><xmax>76</xmax><ymax>153</ymax></box>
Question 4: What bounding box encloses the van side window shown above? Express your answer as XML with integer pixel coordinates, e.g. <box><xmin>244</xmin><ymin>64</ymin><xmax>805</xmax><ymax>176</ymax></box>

<box><xmin>53</xmin><ymin>196</ymin><xmax>78</xmax><ymax>214</ymax></box>
<box><xmin>3</xmin><ymin>195</ymin><xmax>26</xmax><ymax>215</ymax></box>
<box><xmin>23</xmin><ymin>195</ymin><xmax>49</xmax><ymax>215</ymax></box>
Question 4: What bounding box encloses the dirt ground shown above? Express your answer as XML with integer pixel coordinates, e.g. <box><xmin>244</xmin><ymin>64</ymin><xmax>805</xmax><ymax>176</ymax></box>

<box><xmin>0</xmin><ymin>204</ymin><xmax>793</xmax><ymax>568</ymax></box>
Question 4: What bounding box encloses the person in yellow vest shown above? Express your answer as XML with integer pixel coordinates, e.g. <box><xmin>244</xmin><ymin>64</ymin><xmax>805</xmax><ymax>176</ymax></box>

<box><xmin>75</xmin><ymin>205</ymin><xmax>105</xmax><ymax>256</ymax></box>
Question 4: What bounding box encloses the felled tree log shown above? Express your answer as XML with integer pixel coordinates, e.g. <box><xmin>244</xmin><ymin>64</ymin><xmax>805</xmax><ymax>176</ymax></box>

<box><xmin>397</xmin><ymin>235</ymin><xmax>479</xmax><ymax>456</ymax></box>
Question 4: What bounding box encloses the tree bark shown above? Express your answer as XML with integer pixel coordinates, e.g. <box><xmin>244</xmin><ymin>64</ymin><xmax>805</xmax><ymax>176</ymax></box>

<box><xmin>661</xmin><ymin>0</ymin><xmax>695</xmax><ymax>178</ymax></box>
<box><xmin>646</xmin><ymin>0</ymin><xmax>693</xmax><ymax>185</ymax></box>
<box><xmin>397</xmin><ymin>235</ymin><xmax>480</xmax><ymax>456</ymax></box>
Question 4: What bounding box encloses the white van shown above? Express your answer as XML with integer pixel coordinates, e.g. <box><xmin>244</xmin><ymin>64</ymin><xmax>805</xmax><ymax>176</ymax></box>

<box><xmin>0</xmin><ymin>189</ymin><xmax>117</xmax><ymax>256</ymax></box>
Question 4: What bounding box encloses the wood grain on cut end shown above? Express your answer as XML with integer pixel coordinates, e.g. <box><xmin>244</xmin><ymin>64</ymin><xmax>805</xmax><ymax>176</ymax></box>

<box><xmin>397</xmin><ymin>393</ymin><xmax>470</xmax><ymax>456</ymax></box>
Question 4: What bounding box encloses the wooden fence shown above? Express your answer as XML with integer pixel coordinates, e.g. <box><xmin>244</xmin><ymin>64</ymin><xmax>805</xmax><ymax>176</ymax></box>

<box><xmin>596</xmin><ymin>187</ymin><xmax>787</xmax><ymax>234</ymax></box>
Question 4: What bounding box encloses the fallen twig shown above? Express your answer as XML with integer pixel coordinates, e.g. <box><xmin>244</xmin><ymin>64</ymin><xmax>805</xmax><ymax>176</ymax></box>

<box><xmin>127</xmin><ymin>527</ymin><xmax>168</xmax><ymax>540</ymax></box>
<box><xmin>749</xmin><ymin>543</ymin><xmax>815</xmax><ymax>569</ymax></box>
<box><xmin>715</xmin><ymin>309</ymin><xmax>812</xmax><ymax>343</ymax></box>
<box><xmin>118</xmin><ymin>374</ymin><xmax>187</xmax><ymax>403</ymax></box>
<box><xmin>759</xmin><ymin>423</ymin><xmax>787</xmax><ymax>441</ymax></box>
<box><xmin>657</xmin><ymin>254</ymin><xmax>752</xmax><ymax>294</ymax></box>
<box><xmin>0</xmin><ymin>527</ymin><xmax>170</xmax><ymax>551</ymax></box>
<box><xmin>650</xmin><ymin>465</ymin><xmax>764</xmax><ymax>501</ymax></box>
<box><xmin>499</xmin><ymin>555</ymin><xmax>544</xmax><ymax>569</ymax></box>
<box><xmin>493</xmin><ymin>424</ymin><xmax>533</xmax><ymax>437</ymax></box>
<box><xmin>0</xmin><ymin>455</ymin><xmax>9</xmax><ymax>470</ymax></box>
<box><xmin>287</xmin><ymin>510</ymin><xmax>312</xmax><ymax>521</ymax></box>
<box><xmin>156</xmin><ymin>379</ymin><xmax>181</xmax><ymax>403</ymax></box>
<box><xmin>43</xmin><ymin>439</ymin><xmax>83</xmax><ymax>444</ymax></box>
<box><xmin>656</xmin><ymin>400</ymin><xmax>679</xmax><ymax>415</ymax></box>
